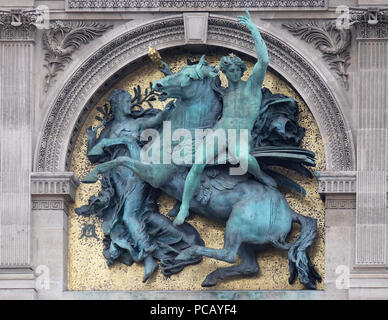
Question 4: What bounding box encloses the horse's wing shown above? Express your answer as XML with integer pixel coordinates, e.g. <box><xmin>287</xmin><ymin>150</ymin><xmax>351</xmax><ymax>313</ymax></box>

<box><xmin>251</xmin><ymin>146</ymin><xmax>316</xmax><ymax>167</ymax></box>
<box><xmin>264</xmin><ymin>169</ymin><xmax>307</xmax><ymax>197</ymax></box>
<box><xmin>251</xmin><ymin>146</ymin><xmax>316</xmax><ymax>197</ymax></box>
<box><xmin>205</xmin><ymin>167</ymin><xmax>249</xmax><ymax>191</ymax></box>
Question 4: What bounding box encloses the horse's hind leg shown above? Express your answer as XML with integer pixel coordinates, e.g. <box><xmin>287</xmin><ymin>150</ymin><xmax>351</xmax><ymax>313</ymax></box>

<box><xmin>176</xmin><ymin>212</ymin><xmax>244</xmax><ymax>264</ymax></box>
<box><xmin>202</xmin><ymin>244</ymin><xmax>259</xmax><ymax>287</ymax></box>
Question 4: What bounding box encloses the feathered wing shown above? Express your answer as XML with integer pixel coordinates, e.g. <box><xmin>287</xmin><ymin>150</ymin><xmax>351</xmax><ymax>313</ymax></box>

<box><xmin>251</xmin><ymin>146</ymin><xmax>316</xmax><ymax>197</ymax></box>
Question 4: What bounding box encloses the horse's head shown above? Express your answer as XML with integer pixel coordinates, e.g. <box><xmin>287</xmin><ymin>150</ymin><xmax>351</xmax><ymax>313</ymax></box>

<box><xmin>152</xmin><ymin>55</ymin><xmax>218</xmax><ymax>100</ymax></box>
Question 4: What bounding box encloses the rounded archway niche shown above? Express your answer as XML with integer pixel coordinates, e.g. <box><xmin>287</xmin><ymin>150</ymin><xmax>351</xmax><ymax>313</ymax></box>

<box><xmin>69</xmin><ymin>53</ymin><xmax>326</xmax><ymax>291</ymax></box>
<box><xmin>35</xmin><ymin>14</ymin><xmax>355</xmax><ymax>173</ymax></box>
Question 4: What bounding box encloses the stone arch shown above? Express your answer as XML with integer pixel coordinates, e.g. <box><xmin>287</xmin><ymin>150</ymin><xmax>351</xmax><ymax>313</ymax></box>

<box><xmin>35</xmin><ymin>14</ymin><xmax>355</xmax><ymax>172</ymax></box>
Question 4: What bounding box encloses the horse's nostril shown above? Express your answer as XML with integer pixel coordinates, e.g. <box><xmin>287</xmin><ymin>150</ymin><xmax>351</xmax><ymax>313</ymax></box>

<box><xmin>156</xmin><ymin>83</ymin><xmax>163</xmax><ymax>88</ymax></box>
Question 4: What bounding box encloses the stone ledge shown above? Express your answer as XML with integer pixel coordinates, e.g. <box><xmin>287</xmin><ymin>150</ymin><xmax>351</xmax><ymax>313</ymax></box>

<box><xmin>315</xmin><ymin>171</ymin><xmax>356</xmax><ymax>195</ymax></box>
<box><xmin>350</xmin><ymin>273</ymin><xmax>388</xmax><ymax>288</ymax></box>
<box><xmin>0</xmin><ymin>269</ymin><xmax>36</xmax><ymax>290</ymax></box>
<box><xmin>31</xmin><ymin>172</ymin><xmax>80</xmax><ymax>203</ymax></box>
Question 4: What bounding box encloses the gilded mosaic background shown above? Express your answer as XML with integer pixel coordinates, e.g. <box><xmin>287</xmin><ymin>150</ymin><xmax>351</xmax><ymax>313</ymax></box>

<box><xmin>68</xmin><ymin>54</ymin><xmax>325</xmax><ymax>291</ymax></box>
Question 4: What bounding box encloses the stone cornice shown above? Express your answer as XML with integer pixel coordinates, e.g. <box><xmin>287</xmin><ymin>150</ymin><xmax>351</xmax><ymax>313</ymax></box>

<box><xmin>31</xmin><ymin>172</ymin><xmax>80</xmax><ymax>203</ymax></box>
<box><xmin>315</xmin><ymin>171</ymin><xmax>357</xmax><ymax>195</ymax></box>
<box><xmin>66</xmin><ymin>0</ymin><xmax>327</xmax><ymax>11</ymax></box>
<box><xmin>316</xmin><ymin>171</ymin><xmax>388</xmax><ymax>197</ymax></box>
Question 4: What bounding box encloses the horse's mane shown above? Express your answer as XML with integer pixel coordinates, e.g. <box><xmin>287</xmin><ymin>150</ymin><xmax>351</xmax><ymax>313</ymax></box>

<box><xmin>185</xmin><ymin>58</ymin><xmax>225</xmax><ymax>100</ymax></box>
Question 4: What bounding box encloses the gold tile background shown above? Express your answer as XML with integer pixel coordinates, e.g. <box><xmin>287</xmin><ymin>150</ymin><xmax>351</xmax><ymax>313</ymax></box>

<box><xmin>68</xmin><ymin>54</ymin><xmax>325</xmax><ymax>291</ymax></box>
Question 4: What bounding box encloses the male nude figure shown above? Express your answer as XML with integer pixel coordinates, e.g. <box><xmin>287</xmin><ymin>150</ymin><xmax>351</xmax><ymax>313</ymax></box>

<box><xmin>173</xmin><ymin>9</ymin><xmax>277</xmax><ymax>226</ymax></box>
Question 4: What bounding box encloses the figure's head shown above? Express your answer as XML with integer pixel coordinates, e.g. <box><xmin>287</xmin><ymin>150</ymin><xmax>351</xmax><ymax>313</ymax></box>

<box><xmin>219</xmin><ymin>54</ymin><xmax>247</xmax><ymax>84</ymax></box>
<box><xmin>152</xmin><ymin>55</ymin><xmax>218</xmax><ymax>100</ymax></box>
<box><xmin>109</xmin><ymin>89</ymin><xmax>133</xmax><ymax>116</ymax></box>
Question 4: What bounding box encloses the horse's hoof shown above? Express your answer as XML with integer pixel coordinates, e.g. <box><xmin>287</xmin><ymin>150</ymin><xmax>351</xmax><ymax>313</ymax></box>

<box><xmin>88</xmin><ymin>145</ymin><xmax>104</xmax><ymax>156</ymax></box>
<box><xmin>202</xmin><ymin>277</ymin><xmax>217</xmax><ymax>287</ymax></box>
<box><xmin>82</xmin><ymin>171</ymin><xmax>99</xmax><ymax>183</ymax></box>
<box><xmin>143</xmin><ymin>258</ymin><xmax>158</xmax><ymax>283</ymax></box>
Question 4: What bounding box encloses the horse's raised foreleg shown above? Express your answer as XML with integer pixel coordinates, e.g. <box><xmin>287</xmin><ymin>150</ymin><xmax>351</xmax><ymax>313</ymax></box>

<box><xmin>201</xmin><ymin>244</ymin><xmax>259</xmax><ymax>287</ymax></box>
<box><xmin>82</xmin><ymin>158</ymin><xmax>123</xmax><ymax>183</ymax></box>
<box><xmin>82</xmin><ymin>156</ymin><xmax>172</xmax><ymax>188</ymax></box>
<box><xmin>88</xmin><ymin>137</ymin><xmax>134</xmax><ymax>156</ymax></box>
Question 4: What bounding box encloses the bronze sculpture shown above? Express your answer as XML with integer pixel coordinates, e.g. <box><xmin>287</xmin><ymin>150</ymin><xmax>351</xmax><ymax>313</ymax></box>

<box><xmin>77</xmin><ymin>10</ymin><xmax>321</xmax><ymax>289</ymax></box>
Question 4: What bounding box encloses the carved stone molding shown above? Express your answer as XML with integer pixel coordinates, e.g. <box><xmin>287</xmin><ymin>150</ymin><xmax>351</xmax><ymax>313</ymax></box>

<box><xmin>184</xmin><ymin>13</ymin><xmax>208</xmax><ymax>44</ymax></box>
<box><xmin>0</xmin><ymin>9</ymin><xmax>38</xmax><ymax>40</ymax></box>
<box><xmin>42</xmin><ymin>21</ymin><xmax>113</xmax><ymax>92</ymax></box>
<box><xmin>66</xmin><ymin>0</ymin><xmax>327</xmax><ymax>11</ymax></box>
<box><xmin>31</xmin><ymin>172</ymin><xmax>80</xmax><ymax>203</ymax></box>
<box><xmin>282</xmin><ymin>21</ymin><xmax>351</xmax><ymax>90</ymax></box>
<box><xmin>350</xmin><ymin>8</ymin><xmax>388</xmax><ymax>39</ymax></box>
<box><xmin>31</xmin><ymin>200</ymin><xmax>66</xmax><ymax>210</ymax></box>
<box><xmin>315</xmin><ymin>171</ymin><xmax>356</xmax><ymax>194</ymax></box>
<box><xmin>326</xmin><ymin>198</ymin><xmax>356</xmax><ymax>210</ymax></box>
<box><xmin>35</xmin><ymin>15</ymin><xmax>354</xmax><ymax>173</ymax></box>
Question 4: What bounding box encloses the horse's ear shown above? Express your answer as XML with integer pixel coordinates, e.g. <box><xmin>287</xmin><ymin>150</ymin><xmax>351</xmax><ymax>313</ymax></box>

<box><xmin>208</xmin><ymin>68</ymin><xmax>219</xmax><ymax>78</ymax></box>
<box><xmin>202</xmin><ymin>66</ymin><xmax>219</xmax><ymax>79</ymax></box>
<box><xmin>199</xmin><ymin>54</ymin><xmax>206</xmax><ymax>65</ymax></box>
<box><xmin>195</xmin><ymin>55</ymin><xmax>207</xmax><ymax>80</ymax></box>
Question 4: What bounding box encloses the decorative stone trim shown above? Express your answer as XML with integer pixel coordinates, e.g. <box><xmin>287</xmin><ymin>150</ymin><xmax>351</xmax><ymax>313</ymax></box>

<box><xmin>0</xmin><ymin>9</ymin><xmax>38</xmax><ymax>40</ymax></box>
<box><xmin>315</xmin><ymin>171</ymin><xmax>356</xmax><ymax>194</ymax></box>
<box><xmin>66</xmin><ymin>0</ymin><xmax>327</xmax><ymax>11</ymax></box>
<box><xmin>31</xmin><ymin>172</ymin><xmax>80</xmax><ymax>203</ymax></box>
<box><xmin>42</xmin><ymin>21</ymin><xmax>113</xmax><ymax>92</ymax></box>
<box><xmin>282</xmin><ymin>21</ymin><xmax>351</xmax><ymax>90</ymax></box>
<box><xmin>184</xmin><ymin>13</ymin><xmax>208</xmax><ymax>44</ymax></box>
<box><xmin>326</xmin><ymin>198</ymin><xmax>356</xmax><ymax>210</ymax></box>
<box><xmin>350</xmin><ymin>8</ymin><xmax>388</xmax><ymax>39</ymax></box>
<box><xmin>31</xmin><ymin>200</ymin><xmax>66</xmax><ymax>210</ymax></box>
<box><xmin>0</xmin><ymin>270</ymin><xmax>36</xmax><ymax>290</ymax></box>
<box><xmin>36</xmin><ymin>15</ymin><xmax>355</xmax><ymax>173</ymax></box>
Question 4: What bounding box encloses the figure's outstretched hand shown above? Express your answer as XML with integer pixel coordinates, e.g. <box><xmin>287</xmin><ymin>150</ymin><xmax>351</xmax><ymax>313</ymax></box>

<box><xmin>237</xmin><ymin>9</ymin><xmax>257</xmax><ymax>33</ymax></box>
<box><xmin>163</xmin><ymin>100</ymin><xmax>176</xmax><ymax>116</ymax></box>
<box><xmin>158</xmin><ymin>61</ymin><xmax>173</xmax><ymax>76</ymax></box>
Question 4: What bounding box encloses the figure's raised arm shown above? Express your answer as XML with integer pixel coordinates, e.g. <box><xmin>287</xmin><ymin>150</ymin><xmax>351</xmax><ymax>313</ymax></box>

<box><xmin>238</xmin><ymin>9</ymin><xmax>269</xmax><ymax>88</ymax></box>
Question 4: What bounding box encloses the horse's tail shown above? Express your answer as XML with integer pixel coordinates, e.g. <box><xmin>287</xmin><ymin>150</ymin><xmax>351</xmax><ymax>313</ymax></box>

<box><xmin>288</xmin><ymin>211</ymin><xmax>322</xmax><ymax>289</ymax></box>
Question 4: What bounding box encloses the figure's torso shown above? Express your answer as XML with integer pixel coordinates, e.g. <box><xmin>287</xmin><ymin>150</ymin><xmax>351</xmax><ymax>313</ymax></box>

<box><xmin>215</xmin><ymin>81</ymin><xmax>262</xmax><ymax>133</ymax></box>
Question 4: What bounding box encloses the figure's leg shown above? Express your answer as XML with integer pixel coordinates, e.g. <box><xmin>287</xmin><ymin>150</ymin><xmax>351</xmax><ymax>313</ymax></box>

<box><xmin>122</xmin><ymin>196</ymin><xmax>158</xmax><ymax>283</ymax></box>
<box><xmin>174</xmin><ymin>134</ymin><xmax>227</xmax><ymax>226</ymax></box>
<box><xmin>202</xmin><ymin>244</ymin><xmax>259</xmax><ymax>287</ymax></box>
<box><xmin>230</xmin><ymin>136</ymin><xmax>277</xmax><ymax>187</ymax></box>
<box><xmin>247</xmin><ymin>154</ymin><xmax>277</xmax><ymax>188</ymax></box>
<box><xmin>174</xmin><ymin>163</ymin><xmax>206</xmax><ymax>226</ymax></box>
